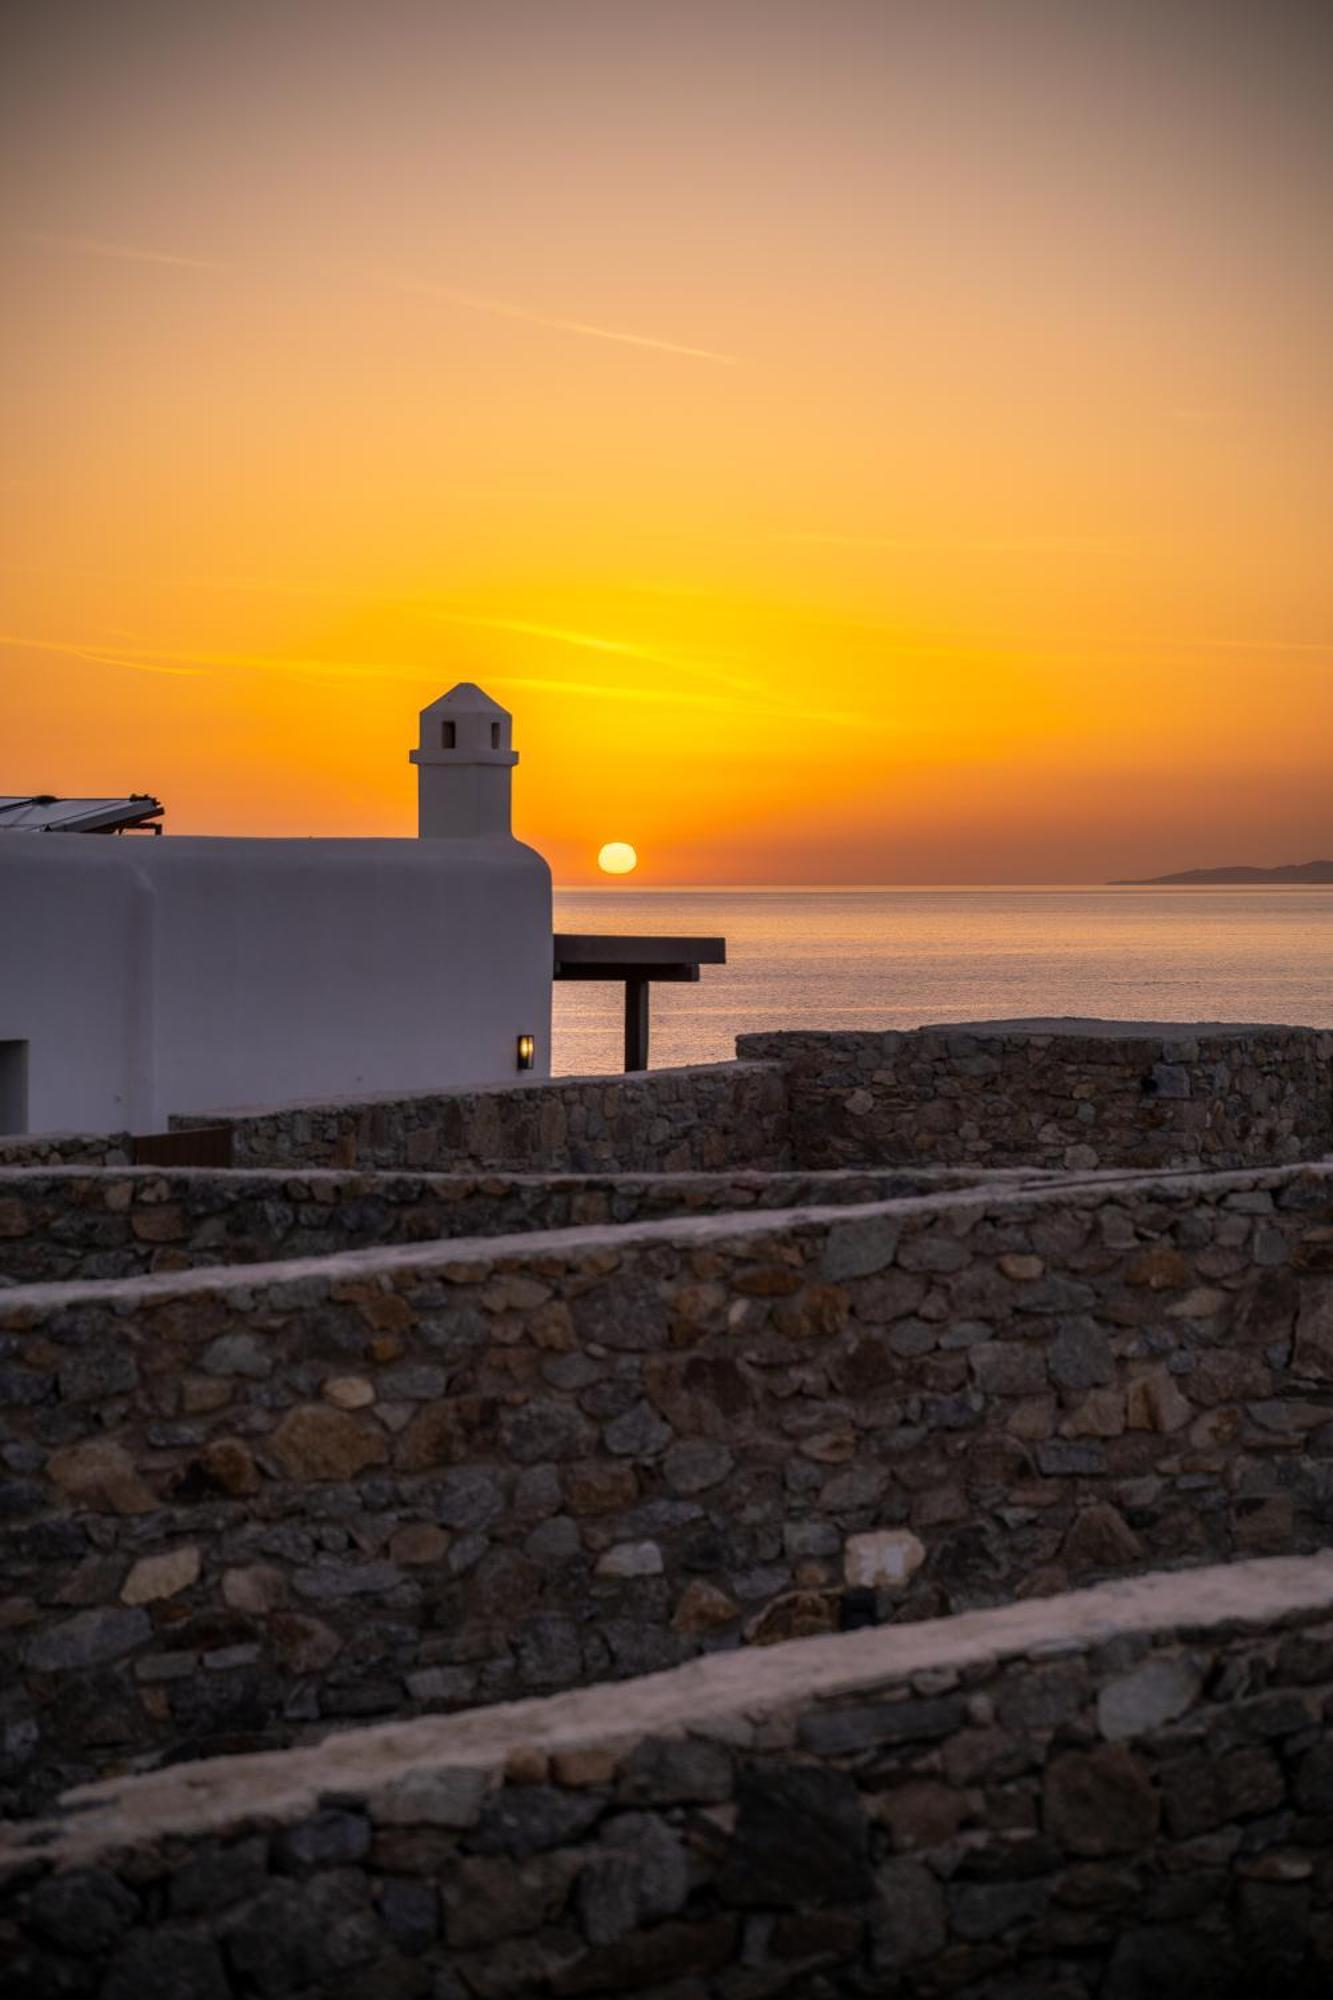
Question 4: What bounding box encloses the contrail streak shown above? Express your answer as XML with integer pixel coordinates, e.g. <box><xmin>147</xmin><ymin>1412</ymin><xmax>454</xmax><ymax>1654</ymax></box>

<box><xmin>391</xmin><ymin>275</ymin><xmax>736</xmax><ymax>364</ymax></box>
<box><xmin>23</xmin><ymin>232</ymin><xmax>223</xmax><ymax>271</ymax></box>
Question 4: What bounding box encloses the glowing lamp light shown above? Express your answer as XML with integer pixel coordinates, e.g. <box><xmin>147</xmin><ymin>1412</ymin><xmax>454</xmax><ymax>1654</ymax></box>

<box><xmin>516</xmin><ymin>1033</ymin><xmax>536</xmax><ymax>1071</ymax></box>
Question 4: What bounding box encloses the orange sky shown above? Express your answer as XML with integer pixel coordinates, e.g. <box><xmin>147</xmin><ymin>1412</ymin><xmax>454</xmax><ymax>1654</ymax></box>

<box><xmin>3</xmin><ymin>0</ymin><xmax>1331</xmax><ymax>883</ymax></box>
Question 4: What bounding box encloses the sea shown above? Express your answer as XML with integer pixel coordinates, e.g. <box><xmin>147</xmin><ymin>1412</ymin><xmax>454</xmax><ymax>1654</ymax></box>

<box><xmin>551</xmin><ymin>887</ymin><xmax>1333</xmax><ymax>1076</ymax></box>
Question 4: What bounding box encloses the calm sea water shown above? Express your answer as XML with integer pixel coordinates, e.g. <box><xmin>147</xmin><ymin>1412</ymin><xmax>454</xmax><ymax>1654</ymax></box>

<box><xmin>551</xmin><ymin>887</ymin><xmax>1333</xmax><ymax>1076</ymax></box>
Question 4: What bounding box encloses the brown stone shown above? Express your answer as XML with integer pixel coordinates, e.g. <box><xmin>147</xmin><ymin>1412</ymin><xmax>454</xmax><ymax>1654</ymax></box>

<box><xmin>877</xmin><ymin>1780</ymin><xmax>969</xmax><ymax>1851</ymax></box>
<box><xmin>270</xmin><ymin>1611</ymin><xmax>343</xmax><ymax>1673</ymax></box>
<box><xmin>323</xmin><ymin>1375</ymin><xmax>375</xmax><ymax>1409</ymax></box>
<box><xmin>1190</xmin><ymin>1350</ymin><xmax>1272</xmax><ymax>1404</ymax></box>
<box><xmin>390</xmin><ymin>1523</ymin><xmax>451</xmax><ymax>1566</ymax></box>
<box><xmin>46</xmin><ymin>1439</ymin><xmax>156</xmax><ymax>1515</ymax></box>
<box><xmin>180</xmin><ymin>1375</ymin><xmax>231</xmax><ymax>1415</ymax></box>
<box><xmin>551</xmin><ymin>1746</ymin><xmax>620</xmax><ymax>1789</ymax></box>
<box><xmin>1044</xmin><ymin>1746</ymin><xmax>1160</xmax><ymax>1856</ymax></box>
<box><xmin>1062</xmin><ymin>1389</ymin><xmax>1125</xmax><ymax>1438</ymax></box>
<box><xmin>553</xmin><ymin>1915</ymin><xmax>738</xmax><ymax>1994</ymax></box>
<box><xmin>0</xmin><ymin>1199</ymin><xmax>31</xmax><ymax>1237</ymax></box>
<box><xmin>673</xmin><ymin>1580</ymin><xmax>740</xmax><ymax>1634</ymax></box>
<box><xmin>504</xmin><ymin>1744</ymin><xmax>550</xmax><ymax>1785</ymax></box>
<box><xmin>528</xmin><ymin>1301</ymin><xmax>576</xmax><ymax>1350</ymax></box>
<box><xmin>331</xmin><ymin>1280</ymin><xmax>415</xmax><ymax>1333</ymax></box>
<box><xmin>744</xmin><ymin>1589</ymin><xmax>840</xmax><ymax>1646</ymax></box>
<box><xmin>1125</xmin><ymin>1246</ymin><xmax>1191</xmax><ymax>1290</ymax></box>
<box><xmin>1125</xmin><ymin>1368</ymin><xmax>1192</xmax><ymax>1433</ymax></box>
<box><xmin>999</xmin><ymin>1253</ymin><xmax>1044</xmax><ymax>1281</ymax></box>
<box><xmin>199</xmin><ymin>1437</ymin><xmax>261</xmax><ymax>1496</ymax></box>
<box><xmin>772</xmin><ymin>1284</ymin><xmax>850</xmax><ymax>1340</ymax></box>
<box><xmin>734</xmin><ymin>1264</ymin><xmax>804</xmax><ymax>1297</ymax></box>
<box><xmin>222</xmin><ymin>1564</ymin><xmax>287</xmax><ymax>1614</ymax></box>
<box><xmin>1294</xmin><ymin>1281</ymin><xmax>1333</xmax><ymax>1380</ymax></box>
<box><xmin>562</xmin><ymin>1460</ymin><xmax>639</xmax><ymax>1515</ymax></box>
<box><xmin>1234</xmin><ymin>1495</ymin><xmax>1296</xmax><ymax>1552</ymax></box>
<box><xmin>122</xmin><ymin>1545</ymin><xmax>200</xmax><ymax>1605</ymax></box>
<box><xmin>129</xmin><ymin>1204</ymin><xmax>187</xmax><ymax>1243</ymax></box>
<box><xmin>396</xmin><ymin>1397</ymin><xmax>496</xmax><ymax>1471</ymax></box>
<box><xmin>1062</xmin><ymin>1504</ymin><xmax>1143</xmax><ymax>1574</ymax></box>
<box><xmin>270</xmin><ymin>1405</ymin><xmax>388</xmax><ymax>1481</ymax></box>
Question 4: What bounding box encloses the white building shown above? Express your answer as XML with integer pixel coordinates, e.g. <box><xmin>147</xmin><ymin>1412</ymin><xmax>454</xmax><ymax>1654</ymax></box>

<box><xmin>0</xmin><ymin>685</ymin><xmax>552</xmax><ymax>1136</ymax></box>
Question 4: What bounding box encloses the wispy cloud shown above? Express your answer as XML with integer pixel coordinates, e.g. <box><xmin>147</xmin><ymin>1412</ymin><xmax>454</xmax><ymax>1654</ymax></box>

<box><xmin>0</xmin><ymin>634</ymin><xmax>211</xmax><ymax>678</ymax></box>
<box><xmin>388</xmin><ymin>275</ymin><xmax>736</xmax><ymax>364</ymax></box>
<box><xmin>484</xmin><ymin>672</ymin><xmax>867</xmax><ymax>729</ymax></box>
<box><xmin>22</xmin><ymin>231</ymin><xmax>223</xmax><ymax>271</ymax></box>
<box><xmin>777</xmin><ymin>533</ymin><xmax>1115</xmax><ymax>554</ymax></box>
<box><xmin>440</xmin><ymin>613</ymin><xmax>764</xmax><ymax>696</ymax></box>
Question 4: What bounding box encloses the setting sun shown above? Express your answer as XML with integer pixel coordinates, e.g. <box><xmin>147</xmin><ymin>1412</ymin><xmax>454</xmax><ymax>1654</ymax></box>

<box><xmin>597</xmin><ymin>842</ymin><xmax>638</xmax><ymax>876</ymax></box>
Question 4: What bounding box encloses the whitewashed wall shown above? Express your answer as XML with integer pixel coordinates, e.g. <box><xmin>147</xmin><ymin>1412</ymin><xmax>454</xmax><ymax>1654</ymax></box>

<box><xmin>0</xmin><ymin>833</ymin><xmax>551</xmax><ymax>1133</ymax></box>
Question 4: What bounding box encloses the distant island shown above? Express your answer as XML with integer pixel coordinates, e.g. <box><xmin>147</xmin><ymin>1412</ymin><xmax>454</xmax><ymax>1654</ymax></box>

<box><xmin>1114</xmin><ymin>860</ymin><xmax>1333</xmax><ymax>885</ymax></box>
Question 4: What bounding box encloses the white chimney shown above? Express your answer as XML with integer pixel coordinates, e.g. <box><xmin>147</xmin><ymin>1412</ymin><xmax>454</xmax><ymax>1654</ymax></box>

<box><xmin>409</xmin><ymin>682</ymin><xmax>518</xmax><ymax>838</ymax></box>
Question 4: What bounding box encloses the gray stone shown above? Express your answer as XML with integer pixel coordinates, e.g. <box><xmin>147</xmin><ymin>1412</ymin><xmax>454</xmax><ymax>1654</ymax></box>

<box><xmin>601</xmin><ymin>1811</ymin><xmax>690</xmax><ymax>1921</ymax></box>
<box><xmin>373</xmin><ymin>1767</ymin><xmax>490</xmax><ymax>1828</ymax></box>
<box><xmin>58</xmin><ymin>1347</ymin><xmax>138</xmax><ymax>1401</ymax></box>
<box><xmin>1049</xmin><ymin>1318</ymin><xmax>1115</xmax><ymax>1389</ymax></box>
<box><xmin>170</xmin><ymin>1837</ymin><xmax>270</xmax><ymax>1916</ymax></box>
<box><xmin>1098</xmin><ymin>1656</ymin><xmax>1203</xmax><ymax>1741</ymax></box>
<box><xmin>872</xmin><ymin>1857</ymin><xmax>948</xmax><ymax>1970</ymax></box>
<box><xmin>221</xmin><ymin>1871</ymin><xmax>379</xmax><ymax>1991</ymax></box>
<box><xmin>380</xmin><ymin>1875</ymin><xmax>439</xmax><ymax>1952</ymax></box>
<box><xmin>293</xmin><ymin>1559</ymin><xmax>404</xmax><ymax>1601</ymax></box>
<box><xmin>1036</xmin><ymin>1439</ymin><xmax>1107</xmax><ymax>1477</ymax></box>
<box><xmin>664</xmin><ymin>1439</ymin><xmax>734</xmax><ymax>1493</ymax></box>
<box><xmin>577</xmin><ymin>1852</ymin><xmax>640</xmax><ymax>1944</ymax></box>
<box><xmin>274</xmin><ymin>1810</ymin><xmax>371</xmax><ymax>1873</ymax></box>
<box><xmin>28</xmin><ymin>1868</ymin><xmax>139</xmax><ymax>1953</ymax></box>
<box><xmin>619</xmin><ymin>1733</ymin><xmax>734</xmax><ymax>1804</ymax></box>
<box><xmin>102</xmin><ymin>1928</ymin><xmax>230</xmax><ymax>2000</ymax></box>
<box><xmin>201</xmin><ymin>1331</ymin><xmax>272</xmax><ymax>1378</ymax></box>
<box><xmin>468</xmin><ymin>1783</ymin><xmax>606</xmax><ymax>1857</ymax></box>
<box><xmin>721</xmin><ymin>1763</ymin><xmax>871</xmax><ymax>1904</ymax></box>
<box><xmin>524</xmin><ymin>1515</ymin><xmax>582</xmax><ymax>1563</ymax></box>
<box><xmin>822</xmin><ymin>1215</ymin><xmax>900</xmax><ymax>1280</ymax></box>
<box><xmin>503</xmin><ymin>1399</ymin><xmax>595</xmax><ymax>1463</ymax></box>
<box><xmin>604</xmin><ymin>1400</ymin><xmax>673</xmax><ymax>1456</ymax></box>
<box><xmin>435</xmin><ymin>1467</ymin><xmax>505</xmax><ymax>1531</ymax></box>
<box><xmin>24</xmin><ymin>1605</ymin><xmax>151</xmax><ymax>1672</ymax></box>
<box><xmin>948</xmin><ymin>1877</ymin><xmax>1050</xmax><ymax>1941</ymax></box>
<box><xmin>798</xmin><ymin>1694</ymin><xmax>965</xmax><ymax>1755</ymax></box>
<box><xmin>378</xmin><ymin>1363</ymin><xmax>448</xmax><ymax>1400</ymax></box>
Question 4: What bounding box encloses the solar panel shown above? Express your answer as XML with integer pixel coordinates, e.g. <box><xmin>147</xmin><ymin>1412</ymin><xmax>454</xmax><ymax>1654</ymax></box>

<box><xmin>0</xmin><ymin>794</ymin><xmax>164</xmax><ymax>834</ymax></box>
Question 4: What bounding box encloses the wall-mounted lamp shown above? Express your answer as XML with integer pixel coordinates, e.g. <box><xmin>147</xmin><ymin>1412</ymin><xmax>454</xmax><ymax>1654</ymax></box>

<box><xmin>516</xmin><ymin>1033</ymin><xmax>535</xmax><ymax>1071</ymax></box>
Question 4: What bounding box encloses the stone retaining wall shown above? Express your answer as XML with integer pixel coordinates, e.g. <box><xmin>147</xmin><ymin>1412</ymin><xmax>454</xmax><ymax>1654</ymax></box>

<box><xmin>170</xmin><ymin>1061</ymin><xmax>792</xmax><ymax>1174</ymax></box>
<box><xmin>3</xmin><ymin>1162</ymin><xmax>1333</xmax><ymax>1813</ymax></box>
<box><xmin>4</xmin><ymin>1554</ymin><xmax>1333</xmax><ymax>1998</ymax></box>
<box><xmin>740</xmin><ymin>1019</ymin><xmax>1333</xmax><ymax>1173</ymax></box>
<box><xmin>0</xmin><ymin>1165</ymin><xmax>1015</xmax><ymax>1286</ymax></box>
<box><xmin>0</xmin><ymin>1133</ymin><xmax>133</xmax><ymax>1169</ymax></box>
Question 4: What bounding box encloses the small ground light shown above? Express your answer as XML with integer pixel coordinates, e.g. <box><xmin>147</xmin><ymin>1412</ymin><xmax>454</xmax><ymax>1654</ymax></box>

<box><xmin>516</xmin><ymin>1034</ymin><xmax>535</xmax><ymax>1070</ymax></box>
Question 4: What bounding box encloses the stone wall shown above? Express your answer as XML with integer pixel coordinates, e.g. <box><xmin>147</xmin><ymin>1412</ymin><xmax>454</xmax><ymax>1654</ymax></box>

<box><xmin>0</xmin><ymin>1165</ymin><xmax>1015</xmax><ymax>1286</ymax></box>
<box><xmin>4</xmin><ymin>1553</ymin><xmax>1333</xmax><ymax>1998</ymax></box>
<box><xmin>170</xmin><ymin>1061</ymin><xmax>792</xmax><ymax>1174</ymax></box>
<box><xmin>740</xmin><ymin>1019</ymin><xmax>1333</xmax><ymax>1173</ymax></box>
<box><xmin>3</xmin><ymin>1161</ymin><xmax>1333</xmax><ymax>1813</ymax></box>
<box><xmin>0</xmin><ymin>1133</ymin><xmax>133</xmax><ymax>1170</ymax></box>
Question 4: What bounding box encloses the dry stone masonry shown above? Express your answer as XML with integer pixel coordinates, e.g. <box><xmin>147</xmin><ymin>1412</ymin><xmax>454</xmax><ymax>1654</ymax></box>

<box><xmin>2</xmin><ymin>1161</ymin><xmax>1333</xmax><ymax>1822</ymax></box>
<box><xmin>740</xmin><ymin>1019</ymin><xmax>1333</xmax><ymax>1174</ymax></box>
<box><xmin>3</xmin><ymin>1018</ymin><xmax>1333</xmax><ymax>1994</ymax></box>
<box><xmin>169</xmin><ymin>1061</ymin><xmax>793</xmax><ymax>1175</ymax></box>
<box><xmin>4</xmin><ymin>1555</ymin><xmax>1333</xmax><ymax>1997</ymax></box>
